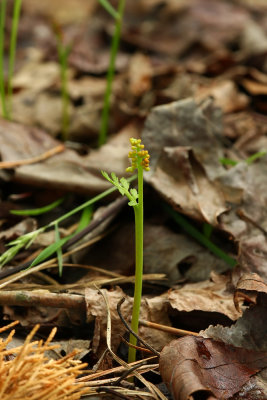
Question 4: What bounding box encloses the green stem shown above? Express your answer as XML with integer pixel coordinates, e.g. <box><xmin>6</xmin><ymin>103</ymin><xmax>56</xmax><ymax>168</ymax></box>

<box><xmin>7</xmin><ymin>0</ymin><xmax>21</xmax><ymax>120</ymax></box>
<box><xmin>0</xmin><ymin>0</ymin><xmax>7</xmax><ymax>118</ymax></box>
<box><xmin>58</xmin><ymin>43</ymin><xmax>70</xmax><ymax>141</ymax></box>
<box><xmin>128</xmin><ymin>166</ymin><xmax>143</xmax><ymax>364</ymax></box>
<box><xmin>47</xmin><ymin>174</ymin><xmax>137</xmax><ymax>228</ymax></box>
<box><xmin>98</xmin><ymin>0</ymin><xmax>125</xmax><ymax>147</ymax></box>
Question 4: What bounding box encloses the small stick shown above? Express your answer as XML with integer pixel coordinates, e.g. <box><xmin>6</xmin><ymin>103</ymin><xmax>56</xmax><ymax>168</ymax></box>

<box><xmin>0</xmin><ymin>290</ymin><xmax>86</xmax><ymax>310</ymax></box>
<box><xmin>237</xmin><ymin>209</ymin><xmax>267</xmax><ymax>236</ymax></box>
<box><xmin>139</xmin><ymin>319</ymin><xmax>199</xmax><ymax>337</ymax></box>
<box><xmin>96</xmin><ymin>387</ymin><xmax>131</xmax><ymax>400</ymax></box>
<box><xmin>113</xmin><ymin>359</ymin><xmax>151</xmax><ymax>386</ymax></box>
<box><xmin>117</xmin><ymin>298</ymin><xmax>160</xmax><ymax>357</ymax></box>
<box><xmin>120</xmin><ymin>335</ymin><xmax>153</xmax><ymax>354</ymax></box>
<box><xmin>0</xmin><ymin>144</ymin><xmax>65</xmax><ymax>169</ymax></box>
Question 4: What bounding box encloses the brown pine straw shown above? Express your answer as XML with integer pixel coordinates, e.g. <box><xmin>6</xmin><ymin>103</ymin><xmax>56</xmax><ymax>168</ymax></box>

<box><xmin>0</xmin><ymin>321</ymin><xmax>88</xmax><ymax>400</ymax></box>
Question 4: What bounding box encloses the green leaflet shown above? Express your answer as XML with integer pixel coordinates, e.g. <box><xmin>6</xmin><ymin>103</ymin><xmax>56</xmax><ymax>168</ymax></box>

<box><xmin>101</xmin><ymin>171</ymin><xmax>138</xmax><ymax>206</ymax></box>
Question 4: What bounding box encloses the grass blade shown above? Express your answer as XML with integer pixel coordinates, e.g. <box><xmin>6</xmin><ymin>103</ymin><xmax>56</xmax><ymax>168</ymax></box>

<box><xmin>165</xmin><ymin>204</ymin><xmax>237</xmax><ymax>268</ymax></box>
<box><xmin>29</xmin><ymin>235</ymin><xmax>70</xmax><ymax>268</ymax></box>
<box><xmin>0</xmin><ymin>0</ymin><xmax>7</xmax><ymax>118</ymax></box>
<box><xmin>98</xmin><ymin>0</ymin><xmax>119</xmax><ymax>19</ymax></box>
<box><xmin>7</xmin><ymin>0</ymin><xmax>22</xmax><ymax>119</ymax></box>
<box><xmin>10</xmin><ymin>197</ymin><xmax>64</xmax><ymax>216</ymax></box>
<box><xmin>98</xmin><ymin>0</ymin><xmax>126</xmax><ymax>146</ymax></box>
<box><xmin>55</xmin><ymin>223</ymin><xmax>63</xmax><ymax>276</ymax></box>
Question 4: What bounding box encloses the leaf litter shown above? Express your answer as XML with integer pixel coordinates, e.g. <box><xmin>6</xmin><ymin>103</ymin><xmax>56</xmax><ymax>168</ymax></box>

<box><xmin>0</xmin><ymin>0</ymin><xmax>267</xmax><ymax>398</ymax></box>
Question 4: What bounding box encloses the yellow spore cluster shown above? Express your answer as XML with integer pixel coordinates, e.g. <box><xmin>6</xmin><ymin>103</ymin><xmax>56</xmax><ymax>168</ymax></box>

<box><xmin>126</xmin><ymin>138</ymin><xmax>150</xmax><ymax>173</ymax></box>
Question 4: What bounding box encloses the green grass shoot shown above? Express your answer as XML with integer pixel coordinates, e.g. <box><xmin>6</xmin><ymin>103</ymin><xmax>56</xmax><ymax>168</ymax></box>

<box><xmin>52</xmin><ymin>21</ymin><xmax>72</xmax><ymax>141</ymax></box>
<box><xmin>7</xmin><ymin>0</ymin><xmax>22</xmax><ymax>119</ymax></box>
<box><xmin>102</xmin><ymin>138</ymin><xmax>150</xmax><ymax>364</ymax></box>
<box><xmin>220</xmin><ymin>150</ymin><xmax>267</xmax><ymax>167</ymax></box>
<box><xmin>98</xmin><ymin>0</ymin><xmax>126</xmax><ymax>147</ymax></box>
<box><xmin>165</xmin><ymin>204</ymin><xmax>237</xmax><ymax>268</ymax></box>
<box><xmin>57</xmin><ymin>41</ymin><xmax>71</xmax><ymax>141</ymax></box>
<box><xmin>98</xmin><ymin>0</ymin><xmax>119</xmax><ymax>19</ymax></box>
<box><xmin>0</xmin><ymin>0</ymin><xmax>7</xmax><ymax>118</ymax></box>
<box><xmin>0</xmin><ymin>174</ymin><xmax>136</xmax><ymax>269</ymax></box>
<box><xmin>10</xmin><ymin>197</ymin><xmax>64</xmax><ymax>216</ymax></box>
<box><xmin>75</xmin><ymin>205</ymin><xmax>94</xmax><ymax>233</ymax></box>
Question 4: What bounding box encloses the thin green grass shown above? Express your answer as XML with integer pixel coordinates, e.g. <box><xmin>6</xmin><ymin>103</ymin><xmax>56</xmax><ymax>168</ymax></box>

<box><xmin>0</xmin><ymin>0</ymin><xmax>7</xmax><ymax>118</ymax></box>
<box><xmin>7</xmin><ymin>0</ymin><xmax>22</xmax><ymax>119</ymax></box>
<box><xmin>98</xmin><ymin>0</ymin><xmax>126</xmax><ymax>146</ymax></box>
<box><xmin>10</xmin><ymin>197</ymin><xmax>65</xmax><ymax>216</ymax></box>
<box><xmin>57</xmin><ymin>39</ymin><xmax>71</xmax><ymax>141</ymax></box>
<box><xmin>165</xmin><ymin>204</ymin><xmax>237</xmax><ymax>268</ymax></box>
<box><xmin>220</xmin><ymin>150</ymin><xmax>267</xmax><ymax>167</ymax></box>
<box><xmin>0</xmin><ymin>174</ymin><xmax>137</xmax><ymax>269</ymax></box>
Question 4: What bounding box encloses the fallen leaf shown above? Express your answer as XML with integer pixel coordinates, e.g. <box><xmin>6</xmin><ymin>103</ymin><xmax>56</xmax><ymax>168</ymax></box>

<box><xmin>160</xmin><ymin>335</ymin><xmax>267</xmax><ymax>400</ymax></box>
<box><xmin>201</xmin><ymin>293</ymin><xmax>267</xmax><ymax>351</ymax></box>
<box><xmin>144</xmin><ymin>224</ymin><xmax>230</xmax><ymax>282</ymax></box>
<box><xmin>85</xmin><ymin>287</ymin><xmax>174</xmax><ymax>357</ymax></box>
<box><xmin>234</xmin><ymin>273</ymin><xmax>267</xmax><ymax>311</ymax></box>
<box><xmin>0</xmin><ymin>119</ymin><xmax>139</xmax><ymax>194</ymax></box>
<box><xmin>168</xmin><ymin>277</ymin><xmax>240</xmax><ymax>321</ymax></box>
<box><xmin>149</xmin><ymin>146</ymin><xmax>226</xmax><ymax>224</ymax></box>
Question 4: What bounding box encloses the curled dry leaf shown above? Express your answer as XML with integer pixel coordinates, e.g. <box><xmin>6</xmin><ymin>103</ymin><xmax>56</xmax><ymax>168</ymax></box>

<box><xmin>201</xmin><ymin>283</ymin><xmax>267</xmax><ymax>352</ymax></box>
<box><xmin>234</xmin><ymin>273</ymin><xmax>267</xmax><ymax>312</ymax></box>
<box><xmin>149</xmin><ymin>146</ymin><xmax>226</xmax><ymax>224</ymax></box>
<box><xmin>0</xmin><ymin>119</ymin><xmax>138</xmax><ymax>194</ymax></box>
<box><xmin>159</xmin><ymin>335</ymin><xmax>267</xmax><ymax>400</ymax></box>
<box><xmin>142</xmin><ymin>98</ymin><xmax>227</xmax><ymax>225</ymax></box>
<box><xmin>168</xmin><ymin>277</ymin><xmax>241</xmax><ymax>322</ymax></box>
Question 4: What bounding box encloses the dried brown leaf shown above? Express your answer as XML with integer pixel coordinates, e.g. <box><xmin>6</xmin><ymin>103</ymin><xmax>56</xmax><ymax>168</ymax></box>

<box><xmin>160</xmin><ymin>336</ymin><xmax>267</xmax><ymax>400</ymax></box>
<box><xmin>168</xmin><ymin>278</ymin><xmax>240</xmax><ymax>321</ymax></box>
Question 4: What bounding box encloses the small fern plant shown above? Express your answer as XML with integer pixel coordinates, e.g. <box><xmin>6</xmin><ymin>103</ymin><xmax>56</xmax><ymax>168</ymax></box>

<box><xmin>102</xmin><ymin>137</ymin><xmax>150</xmax><ymax>363</ymax></box>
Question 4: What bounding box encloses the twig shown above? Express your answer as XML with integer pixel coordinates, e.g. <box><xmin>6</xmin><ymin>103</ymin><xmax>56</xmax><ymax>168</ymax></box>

<box><xmin>120</xmin><ymin>335</ymin><xmax>153</xmax><ymax>354</ymax></box>
<box><xmin>0</xmin><ymin>144</ymin><xmax>65</xmax><ymax>169</ymax></box>
<box><xmin>77</xmin><ymin>357</ymin><xmax>157</xmax><ymax>382</ymax></box>
<box><xmin>139</xmin><ymin>319</ymin><xmax>199</xmax><ymax>337</ymax></box>
<box><xmin>99</xmin><ymin>290</ymin><xmax>164</xmax><ymax>399</ymax></box>
<box><xmin>113</xmin><ymin>360</ymin><xmax>151</xmax><ymax>386</ymax></box>
<box><xmin>117</xmin><ymin>297</ymin><xmax>160</xmax><ymax>357</ymax></box>
<box><xmin>0</xmin><ymin>290</ymin><xmax>86</xmax><ymax>310</ymax></box>
<box><xmin>96</xmin><ymin>386</ymin><xmax>131</xmax><ymax>400</ymax></box>
<box><xmin>237</xmin><ymin>209</ymin><xmax>267</xmax><ymax>236</ymax></box>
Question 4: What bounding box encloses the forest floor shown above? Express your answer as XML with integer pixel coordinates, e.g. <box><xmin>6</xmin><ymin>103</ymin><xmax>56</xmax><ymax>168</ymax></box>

<box><xmin>0</xmin><ymin>1</ymin><xmax>267</xmax><ymax>399</ymax></box>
